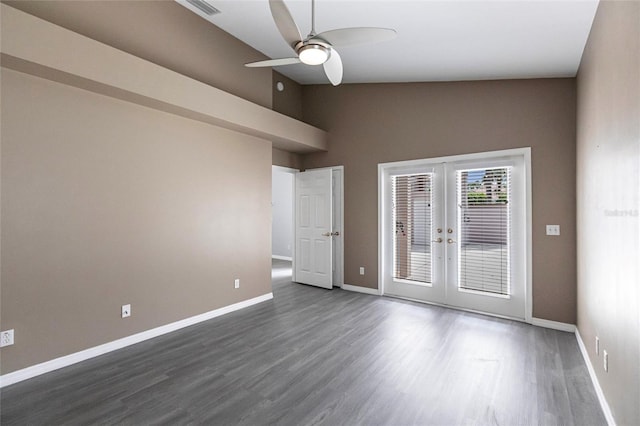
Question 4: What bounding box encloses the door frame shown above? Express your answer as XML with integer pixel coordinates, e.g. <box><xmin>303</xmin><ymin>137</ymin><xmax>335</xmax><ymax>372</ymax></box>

<box><xmin>272</xmin><ymin>165</ymin><xmax>298</xmax><ymax>262</ymax></box>
<box><xmin>293</xmin><ymin>165</ymin><xmax>345</xmax><ymax>288</ymax></box>
<box><xmin>378</xmin><ymin>148</ymin><xmax>532</xmax><ymax>322</ymax></box>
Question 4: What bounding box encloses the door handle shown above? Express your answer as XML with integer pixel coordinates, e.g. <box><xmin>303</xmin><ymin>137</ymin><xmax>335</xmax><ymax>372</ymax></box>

<box><xmin>322</xmin><ymin>232</ymin><xmax>331</xmax><ymax>237</ymax></box>
<box><xmin>433</xmin><ymin>237</ymin><xmax>443</xmax><ymax>243</ymax></box>
<box><xmin>447</xmin><ymin>238</ymin><xmax>456</xmax><ymax>244</ymax></box>
<box><xmin>332</xmin><ymin>231</ymin><xmax>340</xmax><ymax>236</ymax></box>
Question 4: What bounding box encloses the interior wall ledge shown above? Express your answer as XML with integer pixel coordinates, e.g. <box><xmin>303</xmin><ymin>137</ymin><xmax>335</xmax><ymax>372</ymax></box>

<box><xmin>0</xmin><ymin>4</ymin><xmax>327</xmax><ymax>154</ymax></box>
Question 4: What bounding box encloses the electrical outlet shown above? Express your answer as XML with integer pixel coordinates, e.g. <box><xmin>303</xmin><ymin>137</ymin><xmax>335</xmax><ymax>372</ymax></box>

<box><xmin>121</xmin><ymin>304</ymin><xmax>131</xmax><ymax>318</ymax></box>
<box><xmin>595</xmin><ymin>336</ymin><xmax>600</xmax><ymax>355</ymax></box>
<box><xmin>603</xmin><ymin>350</ymin><xmax>608</xmax><ymax>372</ymax></box>
<box><xmin>546</xmin><ymin>225</ymin><xmax>560</xmax><ymax>236</ymax></box>
<box><xmin>234</xmin><ymin>278</ymin><xmax>240</xmax><ymax>289</ymax></box>
<box><xmin>359</xmin><ymin>267</ymin><xmax>365</xmax><ymax>275</ymax></box>
<box><xmin>1</xmin><ymin>329</ymin><xmax>14</xmax><ymax>347</ymax></box>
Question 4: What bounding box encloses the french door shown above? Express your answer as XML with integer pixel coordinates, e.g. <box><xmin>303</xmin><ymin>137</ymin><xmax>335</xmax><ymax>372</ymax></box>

<box><xmin>381</xmin><ymin>152</ymin><xmax>527</xmax><ymax>319</ymax></box>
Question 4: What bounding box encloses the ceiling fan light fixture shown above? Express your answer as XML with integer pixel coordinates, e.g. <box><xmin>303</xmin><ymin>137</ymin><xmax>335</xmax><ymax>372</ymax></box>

<box><xmin>298</xmin><ymin>44</ymin><xmax>330</xmax><ymax>65</ymax></box>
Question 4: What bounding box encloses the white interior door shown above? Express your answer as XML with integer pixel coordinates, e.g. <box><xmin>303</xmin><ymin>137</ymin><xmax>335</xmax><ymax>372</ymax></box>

<box><xmin>382</xmin><ymin>153</ymin><xmax>527</xmax><ymax>319</ymax></box>
<box><xmin>294</xmin><ymin>169</ymin><xmax>333</xmax><ymax>289</ymax></box>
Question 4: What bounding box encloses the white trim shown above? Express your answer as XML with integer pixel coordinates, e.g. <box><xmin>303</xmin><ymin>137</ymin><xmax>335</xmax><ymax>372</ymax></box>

<box><xmin>342</xmin><ymin>284</ymin><xmax>381</xmax><ymax>296</ymax></box>
<box><xmin>378</xmin><ymin>148</ymin><xmax>533</xmax><ymax>171</ymax></box>
<box><xmin>333</xmin><ymin>167</ymin><xmax>345</xmax><ymax>288</ymax></box>
<box><xmin>0</xmin><ymin>293</ymin><xmax>273</xmax><ymax>388</ymax></box>
<box><xmin>272</xmin><ymin>255</ymin><xmax>293</xmax><ymax>261</ymax></box>
<box><xmin>524</xmin><ymin>148</ymin><xmax>533</xmax><ymax>323</ymax></box>
<box><xmin>272</xmin><ymin>165</ymin><xmax>299</xmax><ymax>174</ymax></box>
<box><xmin>575</xmin><ymin>329</ymin><xmax>617</xmax><ymax>426</ymax></box>
<box><xmin>530</xmin><ymin>317</ymin><xmax>576</xmax><ymax>332</ymax></box>
<box><xmin>378</xmin><ymin>164</ymin><xmax>384</xmax><ymax>296</ymax></box>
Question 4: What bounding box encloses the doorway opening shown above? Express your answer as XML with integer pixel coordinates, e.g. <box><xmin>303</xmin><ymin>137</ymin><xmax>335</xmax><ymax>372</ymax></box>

<box><xmin>271</xmin><ymin>166</ymin><xmax>296</xmax><ymax>289</ymax></box>
<box><xmin>272</xmin><ymin>166</ymin><xmax>296</xmax><ymax>262</ymax></box>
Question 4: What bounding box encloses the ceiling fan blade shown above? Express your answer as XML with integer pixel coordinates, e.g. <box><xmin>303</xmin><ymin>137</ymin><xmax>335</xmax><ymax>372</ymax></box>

<box><xmin>269</xmin><ymin>0</ymin><xmax>303</xmax><ymax>51</ymax></box>
<box><xmin>245</xmin><ymin>57</ymin><xmax>301</xmax><ymax>68</ymax></box>
<box><xmin>312</xmin><ymin>27</ymin><xmax>397</xmax><ymax>48</ymax></box>
<box><xmin>323</xmin><ymin>49</ymin><xmax>343</xmax><ymax>86</ymax></box>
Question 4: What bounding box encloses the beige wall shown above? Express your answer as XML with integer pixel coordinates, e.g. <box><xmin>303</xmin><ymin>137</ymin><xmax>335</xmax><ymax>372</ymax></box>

<box><xmin>302</xmin><ymin>79</ymin><xmax>577</xmax><ymax>323</ymax></box>
<box><xmin>272</xmin><ymin>71</ymin><xmax>303</xmax><ymax>121</ymax></box>
<box><xmin>4</xmin><ymin>0</ymin><xmax>273</xmax><ymax>108</ymax></box>
<box><xmin>576</xmin><ymin>1</ymin><xmax>640</xmax><ymax>425</ymax></box>
<box><xmin>1</xmin><ymin>68</ymin><xmax>272</xmax><ymax>373</ymax></box>
<box><xmin>272</xmin><ymin>147</ymin><xmax>302</xmax><ymax>170</ymax></box>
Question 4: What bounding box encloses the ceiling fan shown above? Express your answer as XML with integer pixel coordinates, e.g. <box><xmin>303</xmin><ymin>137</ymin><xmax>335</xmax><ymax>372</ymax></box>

<box><xmin>245</xmin><ymin>0</ymin><xmax>397</xmax><ymax>86</ymax></box>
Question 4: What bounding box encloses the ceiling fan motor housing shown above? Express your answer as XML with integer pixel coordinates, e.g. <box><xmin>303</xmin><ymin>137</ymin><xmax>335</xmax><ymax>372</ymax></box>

<box><xmin>296</xmin><ymin>41</ymin><xmax>331</xmax><ymax>65</ymax></box>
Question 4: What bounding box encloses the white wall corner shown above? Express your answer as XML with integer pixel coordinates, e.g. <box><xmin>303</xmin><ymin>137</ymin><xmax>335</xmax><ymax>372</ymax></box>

<box><xmin>0</xmin><ymin>293</ymin><xmax>273</xmax><ymax>388</ymax></box>
<box><xmin>575</xmin><ymin>329</ymin><xmax>617</xmax><ymax>426</ymax></box>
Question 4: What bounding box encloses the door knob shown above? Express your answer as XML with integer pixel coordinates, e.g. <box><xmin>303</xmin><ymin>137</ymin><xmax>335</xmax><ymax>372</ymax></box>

<box><xmin>433</xmin><ymin>237</ymin><xmax>443</xmax><ymax>243</ymax></box>
<box><xmin>322</xmin><ymin>232</ymin><xmax>331</xmax><ymax>237</ymax></box>
<box><xmin>332</xmin><ymin>231</ymin><xmax>340</xmax><ymax>236</ymax></box>
<box><xmin>447</xmin><ymin>238</ymin><xmax>456</xmax><ymax>244</ymax></box>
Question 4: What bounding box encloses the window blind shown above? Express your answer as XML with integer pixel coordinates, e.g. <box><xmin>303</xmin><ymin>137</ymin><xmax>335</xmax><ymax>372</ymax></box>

<box><xmin>457</xmin><ymin>167</ymin><xmax>511</xmax><ymax>295</ymax></box>
<box><xmin>392</xmin><ymin>173</ymin><xmax>433</xmax><ymax>284</ymax></box>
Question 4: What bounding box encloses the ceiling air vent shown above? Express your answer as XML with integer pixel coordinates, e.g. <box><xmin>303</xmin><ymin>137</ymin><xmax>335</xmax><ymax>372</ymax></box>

<box><xmin>176</xmin><ymin>0</ymin><xmax>221</xmax><ymax>25</ymax></box>
<box><xmin>185</xmin><ymin>0</ymin><xmax>220</xmax><ymax>16</ymax></box>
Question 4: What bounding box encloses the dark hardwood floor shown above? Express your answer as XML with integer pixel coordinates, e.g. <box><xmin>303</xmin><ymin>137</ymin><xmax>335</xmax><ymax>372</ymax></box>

<box><xmin>1</xmin><ymin>259</ymin><xmax>606</xmax><ymax>425</ymax></box>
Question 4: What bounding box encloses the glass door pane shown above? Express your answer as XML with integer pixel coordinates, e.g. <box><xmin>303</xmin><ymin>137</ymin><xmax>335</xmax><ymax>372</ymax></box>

<box><xmin>457</xmin><ymin>167</ymin><xmax>511</xmax><ymax>296</ymax></box>
<box><xmin>384</xmin><ymin>164</ymin><xmax>445</xmax><ymax>304</ymax></box>
<box><xmin>392</xmin><ymin>173</ymin><xmax>433</xmax><ymax>284</ymax></box>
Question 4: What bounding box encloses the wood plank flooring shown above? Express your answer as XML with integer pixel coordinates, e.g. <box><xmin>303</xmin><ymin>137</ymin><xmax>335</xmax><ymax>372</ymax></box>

<box><xmin>1</xmin><ymin>259</ymin><xmax>606</xmax><ymax>425</ymax></box>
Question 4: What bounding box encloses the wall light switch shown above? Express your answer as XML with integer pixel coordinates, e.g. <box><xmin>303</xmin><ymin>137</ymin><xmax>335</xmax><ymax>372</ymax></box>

<box><xmin>121</xmin><ymin>304</ymin><xmax>131</xmax><ymax>318</ymax></box>
<box><xmin>546</xmin><ymin>225</ymin><xmax>560</xmax><ymax>236</ymax></box>
<box><xmin>359</xmin><ymin>267</ymin><xmax>365</xmax><ymax>275</ymax></box>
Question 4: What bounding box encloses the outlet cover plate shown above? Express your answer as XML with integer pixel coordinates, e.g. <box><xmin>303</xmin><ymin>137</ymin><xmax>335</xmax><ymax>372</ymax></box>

<box><xmin>546</xmin><ymin>225</ymin><xmax>560</xmax><ymax>236</ymax></box>
<box><xmin>1</xmin><ymin>329</ymin><xmax>15</xmax><ymax>347</ymax></box>
<box><xmin>122</xmin><ymin>304</ymin><xmax>131</xmax><ymax>318</ymax></box>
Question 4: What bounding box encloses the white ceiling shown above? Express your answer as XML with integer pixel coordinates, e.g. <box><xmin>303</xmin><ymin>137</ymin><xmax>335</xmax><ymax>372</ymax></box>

<box><xmin>198</xmin><ymin>0</ymin><xmax>599</xmax><ymax>85</ymax></box>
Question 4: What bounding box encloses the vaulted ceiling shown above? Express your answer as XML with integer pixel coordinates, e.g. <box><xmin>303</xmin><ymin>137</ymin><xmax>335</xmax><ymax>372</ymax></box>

<box><xmin>185</xmin><ymin>0</ymin><xmax>599</xmax><ymax>85</ymax></box>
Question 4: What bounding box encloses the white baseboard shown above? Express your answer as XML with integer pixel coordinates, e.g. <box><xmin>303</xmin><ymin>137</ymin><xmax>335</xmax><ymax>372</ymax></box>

<box><xmin>0</xmin><ymin>292</ymin><xmax>273</xmax><ymax>388</ymax></box>
<box><xmin>271</xmin><ymin>255</ymin><xmax>292</xmax><ymax>261</ymax></box>
<box><xmin>575</xmin><ymin>329</ymin><xmax>616</xmax><ymax>426</ymax></box>
<box><xmin>530</xmin><ymin>317</ymin><xmax>576</xmax><ymax>332</ymax></box>
<box><xmin>343</xmin><ymin>283</ymin><xmax>380</xmax><ymax>296</ymax></box>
